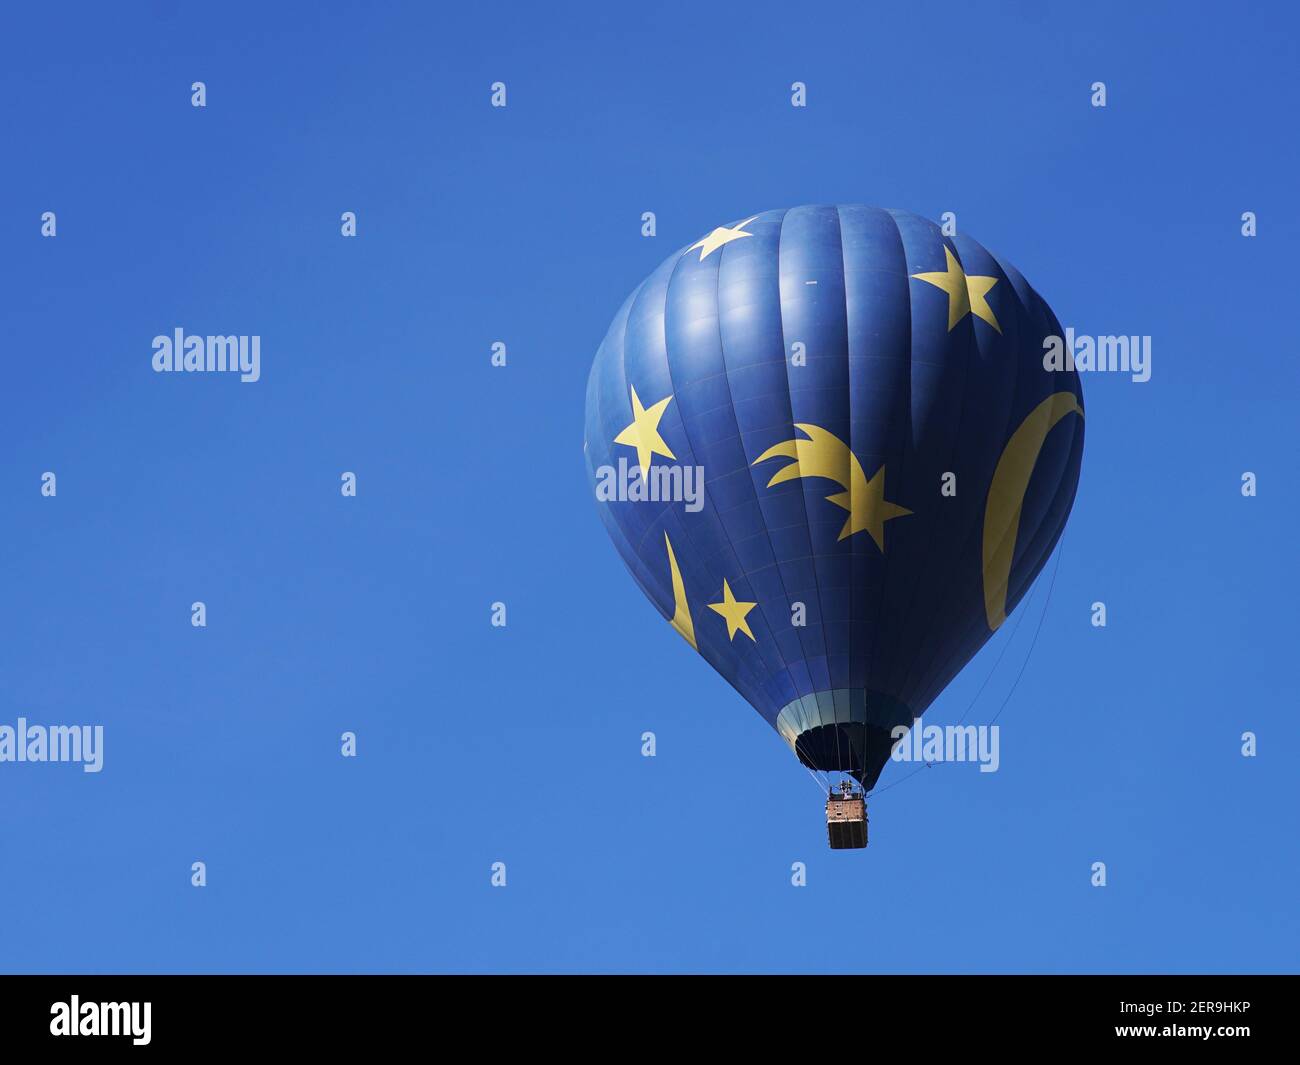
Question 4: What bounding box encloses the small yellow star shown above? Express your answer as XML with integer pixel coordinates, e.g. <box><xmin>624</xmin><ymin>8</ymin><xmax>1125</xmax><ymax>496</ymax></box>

<box><xmin>613</xmin><ymin>385</ymin><xmax>675</xmax><ymax>475</ymax></box>
<box><xmin>708</xmin><ymin>579</ymin><xmax>758</xmax><ymax>642</ymax></box>
<box><xmin>911</xmin><ymin>245</ymin><xmax>1002</xmax><ymax>333</ymax></box>
<box><xmin>688</xmin><ymin>216</ymin><xmax>759</xmax><ymax>261</ymax></box>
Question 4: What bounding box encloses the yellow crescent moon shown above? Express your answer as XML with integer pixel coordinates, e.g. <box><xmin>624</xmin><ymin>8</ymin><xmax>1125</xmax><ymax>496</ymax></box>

<box><xmin>983</xmin><ymin>392</ymin><xmax>1084</xmax><ymax>630</ymax></box>
<box><xmin>664</xmin><ymin>531</ymin><xmax>697</xmax><ymax>650</ymax></box>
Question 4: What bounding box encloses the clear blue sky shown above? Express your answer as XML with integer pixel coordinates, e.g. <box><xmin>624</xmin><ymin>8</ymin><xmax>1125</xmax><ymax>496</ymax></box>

<box><xmin>2</xmin><ymin>1</ymin><xmax>1296</xmax><ymax>973</ymax></box>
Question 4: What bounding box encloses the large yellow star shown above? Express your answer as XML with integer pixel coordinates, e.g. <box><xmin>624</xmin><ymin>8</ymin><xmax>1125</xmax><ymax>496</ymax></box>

<box><xmin>688</xmin><ymin>216</ymin><xmax>758</xmax><ymax>261</ymax></box>
<box><xmin>825</xmin><ymin>464</ymin><xmax>912</xmax><ymax>549</ymax></box>
<box><xmin>910</xmin><ymin>246</ymin><xmax>1002</xmax><ymax>333</ymax></box>
<box><xmin>708</xmin><ymin>579</ymin><xmax>757</xmax><ymax>642</ymax></box>
<box><xmin>613</xmin><ymin>385</ymin><xmax>675</xmax><ymax>475</ymax></box>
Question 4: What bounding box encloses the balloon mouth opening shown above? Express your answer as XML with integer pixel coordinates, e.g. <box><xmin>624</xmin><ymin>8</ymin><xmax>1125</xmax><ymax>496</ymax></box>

<box><xmin>793</xmin><ymin>723</ymin><xmax>897</xmax><ymax>791</ymax></box>
<box><xmin>777</xmin><ymin>690</ymin><xmax>913</xmax><ymax>791</ymax></box>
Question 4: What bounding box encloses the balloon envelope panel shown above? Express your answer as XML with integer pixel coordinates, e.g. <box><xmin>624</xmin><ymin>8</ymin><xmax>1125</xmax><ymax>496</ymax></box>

<box><xmin>584</xmin><ymin>205</ymin><xmax>1083</xmax><ymax>787</ymax></box>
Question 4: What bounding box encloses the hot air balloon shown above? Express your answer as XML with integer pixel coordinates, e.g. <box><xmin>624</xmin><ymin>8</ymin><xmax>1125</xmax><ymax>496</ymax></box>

<box><xmin>584</xmin><ymin>206</ymin><xmax>1083</xmax><ymax>847</ymax></box>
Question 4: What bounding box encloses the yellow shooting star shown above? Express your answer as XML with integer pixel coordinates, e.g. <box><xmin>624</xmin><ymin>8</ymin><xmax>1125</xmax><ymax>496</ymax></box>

<box><xmin>752</xmin><ymin>423</ymin><xmax>911</xmax><ymax>550</ymax></box>
<box><xmin>614</xmin><ymin>384</ymin><xmax>675</xmax><ymax>475</ymax></box>
<box><xmin>688</xmin><ymin>216</ymin><xmax>759</xmax><ymax>261</ymax></box>
<box><xmin>708</xmin><ymin>579</ymin><xmax>757</xmax><ymax>642</ymax></box>
<box><xmin>910</xmin><ymin>245</ymin><xmax>1002</xmax><ymax>333</ymax></box>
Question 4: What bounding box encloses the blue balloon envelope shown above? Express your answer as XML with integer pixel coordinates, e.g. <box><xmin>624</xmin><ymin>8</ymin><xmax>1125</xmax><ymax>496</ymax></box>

<box><xmin>584</xmin><ymin>206</ymin><xmax>1083</xmax><ymax>789</ymax></box>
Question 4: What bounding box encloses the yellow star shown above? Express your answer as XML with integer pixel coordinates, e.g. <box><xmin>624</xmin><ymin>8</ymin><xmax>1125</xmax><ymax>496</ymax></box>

<box><xmin>825</xmin><ymin>464</ymin><xmax>912</xmax><ymax>549</ymax></box>
<box><xmin>910</xmin><ymin>245</ymin><xmax>1002</xmax><ymax>333</ymax></box>
<box><xmin>688</xmin><ymin>216</ymin><xmax>759</xmax><ymax>261</ymax></box>
<box><xmin>613</xmin><ymin>385</ymin><xmax>675</xmax><ymax>475</ymax></box>
<box><xmin>708</xmin><ymin>579</ymin><xmax>758</xmax><ymax>642</ymax></box>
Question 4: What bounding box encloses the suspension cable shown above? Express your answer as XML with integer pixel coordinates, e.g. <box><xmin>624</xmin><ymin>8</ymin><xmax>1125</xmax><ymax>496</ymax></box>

<box><xmin>865</xmin><ymin>533</ymin><xmax>1067</xmax><ymax>801</ymax></box>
